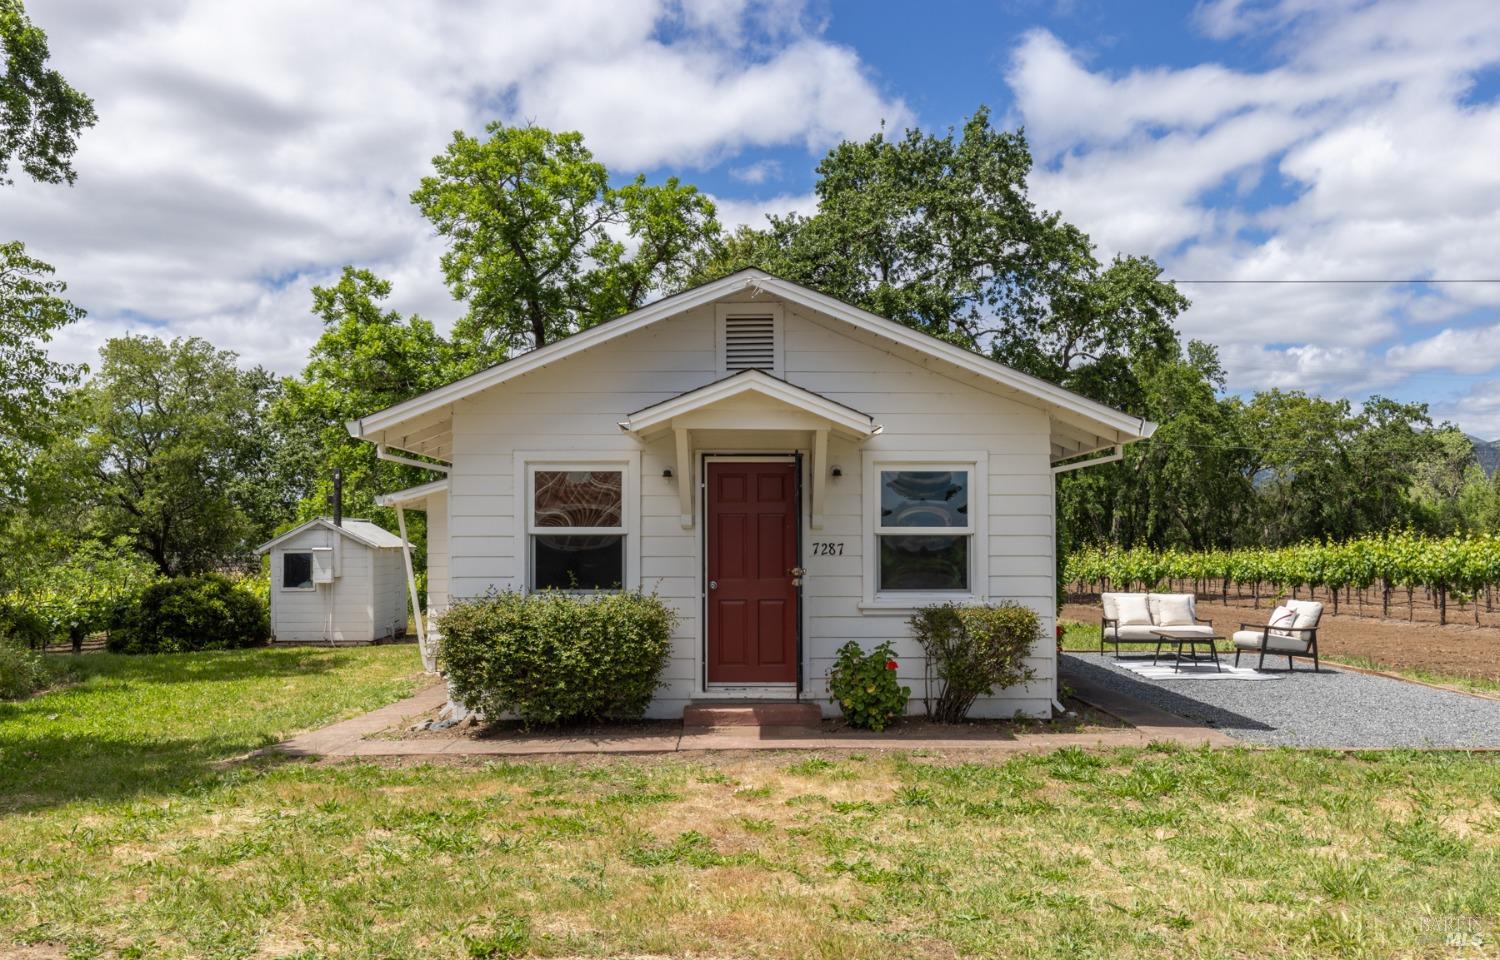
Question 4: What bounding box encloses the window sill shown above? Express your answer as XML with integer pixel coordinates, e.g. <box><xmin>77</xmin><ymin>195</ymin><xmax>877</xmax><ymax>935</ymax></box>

<box><xmin>858</xmin><ymin>594</ymin><xmax>982</xmax><ymax>615</ymax></box>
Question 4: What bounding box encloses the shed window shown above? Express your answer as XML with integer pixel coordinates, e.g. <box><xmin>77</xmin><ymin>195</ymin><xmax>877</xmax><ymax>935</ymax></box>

<box><xmin>876</xmin><ymin>469</ymin><xmax>971</xmax><ymax>592</ymax></box>
<box><xmin>529</xmin><ymin>469</ymin><xmax>624</xmax><ymax>591</ymax></box>
<box><xmin>282</xmin><ymin>551</ymin><xmax>314</xmax><ymax>590</ymax></box>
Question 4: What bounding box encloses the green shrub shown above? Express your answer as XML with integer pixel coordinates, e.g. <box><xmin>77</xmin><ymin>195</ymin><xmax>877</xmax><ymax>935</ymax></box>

<box><xmin>437</xmin><ymin>590</ymin><xmax>676</xmax><ymax>726</ymax></box>
<box><xmin>0</xmin><ymin>641</ymin><xmax>60</xmax><ymax>699</ymax></box>
<box><xmin>107</xmin><ymin>574</ymin><xmax>270</xmax><ymax>654</ymax></box>
<box><xmin>0</xmin><ymin>603</ymin><xmax>53</xmax><ymax>649</ymax></box>
<box><xmin>909</xmin><ymin>602</ymin><xmax>1042</xmax><ymax>723</ymax></box>
<box><xmin>827</xmin><ymin>640</ymin><xmax>910</xmax><ymax>731</ymax></box>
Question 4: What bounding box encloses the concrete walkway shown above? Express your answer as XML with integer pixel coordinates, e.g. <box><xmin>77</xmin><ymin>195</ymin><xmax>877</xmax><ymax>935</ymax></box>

<box><xmin>274</xmin><ymin>677</ymin><xmax>1235</xmax><ymax>758</ymax></box>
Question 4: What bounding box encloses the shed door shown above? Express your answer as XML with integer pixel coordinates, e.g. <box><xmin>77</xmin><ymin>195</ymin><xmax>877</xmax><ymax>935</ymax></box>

<box><xmin>706</xmin><ymin>460</ymin><xmax>799</xmax><ymax>684</ymax></box>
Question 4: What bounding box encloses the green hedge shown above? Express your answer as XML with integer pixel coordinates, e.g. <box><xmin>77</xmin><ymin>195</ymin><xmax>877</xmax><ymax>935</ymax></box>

<box><xmin>107</xmin><ymin>574</ymin><xmax>270</xmax><ymax>654</ymax></box>
<box><xmin>0</xmin><ymin>642</ymin><xmax>60</xmax><ymax>699</ymax></box>
<box><xmin>437</xmin><ymin>590</ymin><xmax>677</xmax><ymax>726</ymax></box>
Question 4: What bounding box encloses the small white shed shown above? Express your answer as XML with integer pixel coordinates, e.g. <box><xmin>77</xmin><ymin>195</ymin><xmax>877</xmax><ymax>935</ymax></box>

<box><xmin>255</xmin><ymin>518</ymin><xmax>410</xmax><ymax>644</ymax></box>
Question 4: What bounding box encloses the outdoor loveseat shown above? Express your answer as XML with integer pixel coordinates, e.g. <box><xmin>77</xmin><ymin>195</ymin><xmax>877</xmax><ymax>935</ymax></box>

<box><xmin>1099</xmin><ymin>592</ymin><xmax>1215</xmax><ymax>656</ymax></box>
<box><xmin>1231</xmin><ymin>599</ymin><xmax>1323</xmax><ymax>672</ymax></box>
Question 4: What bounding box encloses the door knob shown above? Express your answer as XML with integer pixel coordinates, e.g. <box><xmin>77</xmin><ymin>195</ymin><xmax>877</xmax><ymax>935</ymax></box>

<box><xmin>708</xmin><ymin>580</ymin><xmax>718</xmax><ymax>590</ymax></box>
<box><xmin>788</xmin><ymin>566</ymin><xmax>806</xmax><ymax>577</ymax></box>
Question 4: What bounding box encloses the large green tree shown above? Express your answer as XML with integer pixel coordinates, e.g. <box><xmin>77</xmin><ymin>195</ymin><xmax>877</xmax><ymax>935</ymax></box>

<box><xmin>273</xmin><ymin>267</ymin><xmax>454</xmax><ymax>548</ymax></box>
<box><xmin>0</xmin><ymin>241</ymin><xmax>81</xmax><ymax>507</ymax></box>
<box><xmin>48</xmin><ymin>336</ymin><xmax>276</xmax><ymax>575</ymax></box>
<box><xmin>697</xmin><ymin>108</ymin><xmax>1188</xmax><ymax>401</ymax></box>
<box><xmin>412</xmin><ymin>123</ymin><xmax>720</xmax><ymax>365</ymax></box>
<box><xmin>0</xmin><ymin>0</ymin><xmax>95</xmax><ymax>186</ymax></box>
<box><xmin>1058</xmin><ymin>341</ymin><xmax>1257</xmax><ymax>553</ymax></box>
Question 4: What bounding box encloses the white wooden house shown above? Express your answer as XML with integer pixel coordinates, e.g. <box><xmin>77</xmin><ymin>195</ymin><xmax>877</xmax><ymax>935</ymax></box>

<box><xmin>351</xmin><ymin>270</ymin><xmax>1154</xmax><ymax>717</ymax></box>
<box><xmin>255</xmin><ymin>518</ymin><xmax>409</xmax><ymax>644</ymax></box>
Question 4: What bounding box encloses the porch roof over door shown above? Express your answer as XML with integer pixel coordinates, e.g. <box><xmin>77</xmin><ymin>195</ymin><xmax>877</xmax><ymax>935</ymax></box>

<box><xmin>617</xmin><ymin>369</ymin><xmax>881</xmax><ymax>530</ymax></box>
<box><xmin>616</xmin><ymin>369</ymin><xmax>881</xmax><ymax>440</ymax></box>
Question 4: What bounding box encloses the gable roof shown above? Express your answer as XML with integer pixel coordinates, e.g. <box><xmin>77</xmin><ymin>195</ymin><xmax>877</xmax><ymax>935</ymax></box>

<box><xmin>254</xmin><ymin>518</ymin><xmax>408</xmax><ymax>555</ymax></box>
<box><xmin>345</xmin><ymin>269</ymin><xmax>1156</xmax><ymax>463</ymax></box>
<box><xmin>618</xmin><ymin>369</ymin><xmax>881</xmax><ymax>440</ymax></box>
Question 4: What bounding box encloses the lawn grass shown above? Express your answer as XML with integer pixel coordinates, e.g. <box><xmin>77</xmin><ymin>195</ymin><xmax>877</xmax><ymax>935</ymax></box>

<box><xmin>0</xmin><ymin>644</ymin><xmax>420</xmax><ymax>811</ymax></box>
<box><xmin>3</xmin><ymin>645</ymin><xmax>1499</xmax><ymax>958</ymax></box>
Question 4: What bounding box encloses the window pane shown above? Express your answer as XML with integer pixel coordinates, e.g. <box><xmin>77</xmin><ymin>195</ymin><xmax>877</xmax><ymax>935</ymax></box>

<box><xmin>878</xmin><ymin>535</ymin><xmax>968</xmax><ymax>591</ymax></box>
<box><xmin>880</xmin><ymin>470</ymin><xmax>968</xmax><ymax>527</ymax></box>
<box><xmin>533</xmin><ymin>534</ymin><xmax>624</xmax><ymax>591</ymax></box>
<box><xmin>534</xmin><ymin>470</ymin><xmax>622</xmax><ymax>528</ymax></box>
<box><xmin>283</xmin><ymin>552</ymin><xmax>313</xmax><ymax>589</ymax></box>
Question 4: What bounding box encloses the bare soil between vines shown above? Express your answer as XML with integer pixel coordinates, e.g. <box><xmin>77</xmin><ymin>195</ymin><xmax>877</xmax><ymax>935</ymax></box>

<box><xmin>1063</xmin><ymin>598</ymin><xmax>1500</xmax><ymax>683</ymax></box>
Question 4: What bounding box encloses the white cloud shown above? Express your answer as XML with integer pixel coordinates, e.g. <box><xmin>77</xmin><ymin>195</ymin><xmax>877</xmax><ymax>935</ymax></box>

<box><xmin>1386</xmin><ymin>324</ymin><xmax>1500</xmax><ymax>375</ymax></box>
<box><xmin>709</xmin><ymin>191</ymin><xmax>818</xmax><ymax>230</ymax></box>
<box><xmin>730</xmin><ymin>159</ymin><xmax>783</xmax><ymax>184</ymax></box>
<box><xmin>5</xmin><ymin>0</ymin><xmax>906</xmax><ymax>374</ymax></box>
<box><xmin>1006</xmin><ymin>1</ymin><xmax>1500</xmax><ymax>434</ymax></box>
<box><xmin>1430</xmin><ymin>379</ymin><xmax>1500</xmax><ymax>440</ymax></box>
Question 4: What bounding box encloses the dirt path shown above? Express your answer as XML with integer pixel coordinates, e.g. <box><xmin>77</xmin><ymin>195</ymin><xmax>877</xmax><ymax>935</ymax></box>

<box><xmin>1062</xmin><ymin>600</ymin><xmax>1500</xmax><ymax>682</ymax></box>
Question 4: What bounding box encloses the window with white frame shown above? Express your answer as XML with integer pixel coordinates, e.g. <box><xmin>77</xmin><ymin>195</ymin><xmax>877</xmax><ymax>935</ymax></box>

<box><xmin>282</xmin><ymin>551</ymin><xmax>314</xmax><ymax>590</ymax></box>
<box><xmin>875</xmin><ymin>467</ymin><xmax>972</xmax><ymax>592</ymax></box>
<box><xmin>528</xmin><ymin>467</ymin><xmax>625</xmax><ymax>591</ymax></box>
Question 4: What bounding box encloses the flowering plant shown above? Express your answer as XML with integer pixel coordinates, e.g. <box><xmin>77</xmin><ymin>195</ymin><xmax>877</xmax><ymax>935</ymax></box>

<box><xmin>828</xmin><ymin>640</ymin><xmax>910</xmax><ymax>731</ymax></box>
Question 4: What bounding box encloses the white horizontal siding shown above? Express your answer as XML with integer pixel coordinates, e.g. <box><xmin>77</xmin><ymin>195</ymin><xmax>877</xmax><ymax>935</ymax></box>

<box><xmin>443</xmin><ymin>296</ymin><xmax>1057</xmax><ymax>718</ymax></box>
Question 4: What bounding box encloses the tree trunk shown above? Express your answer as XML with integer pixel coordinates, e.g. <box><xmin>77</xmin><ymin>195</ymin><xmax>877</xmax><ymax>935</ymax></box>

<box><xmin>1439</xmin><ymin>586</ymin><xmax>1447</xmax><ymax>626</ymax></box>
<box><xmin>70</xmin><ymin>626</ymin><xmax>83</xmax><ymax>655</ymax></box>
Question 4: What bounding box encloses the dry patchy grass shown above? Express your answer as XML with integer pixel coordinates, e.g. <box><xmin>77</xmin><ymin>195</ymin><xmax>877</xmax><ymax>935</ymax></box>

<box><xmin>4</xmin><ymin>646</ymin><xmax>1500</xmax><ymax>959</ymax></box>
<box><xmin>2</xmin><ymin>747</ymin><xmax>1498</xmax><ymax>959</ymax></box>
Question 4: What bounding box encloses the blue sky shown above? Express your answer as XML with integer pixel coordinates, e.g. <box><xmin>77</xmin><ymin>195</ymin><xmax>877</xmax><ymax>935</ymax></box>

<box><xmin>8</xmin><ymin>0</ymin><xmax>1500</xmax><ymax>436</ymax></box>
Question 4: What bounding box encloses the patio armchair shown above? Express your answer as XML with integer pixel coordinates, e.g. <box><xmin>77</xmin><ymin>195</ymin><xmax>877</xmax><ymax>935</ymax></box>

<box><xmin>1099</xmin><ymin>592</ymin><xmax>1215</xmax><ymax>657</ymax></box>
<box><xmin>1231</xmin><ymin>599</ymin><xmax>1323</xmax><ymax>671</ymax></box>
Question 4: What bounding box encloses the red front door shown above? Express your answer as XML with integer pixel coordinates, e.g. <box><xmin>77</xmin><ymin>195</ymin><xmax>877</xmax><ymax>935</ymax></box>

<box><xmin>706</xmin><ymin>460</ymin><xmax>799</xmax><ymax>684</ymax></box>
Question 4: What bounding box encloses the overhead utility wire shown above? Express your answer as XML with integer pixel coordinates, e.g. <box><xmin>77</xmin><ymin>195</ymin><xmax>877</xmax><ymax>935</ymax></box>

<box><xmin>1166</xmin><ymin>278</ymin><xmax>1500</xmax><ymax>284</ymax></box>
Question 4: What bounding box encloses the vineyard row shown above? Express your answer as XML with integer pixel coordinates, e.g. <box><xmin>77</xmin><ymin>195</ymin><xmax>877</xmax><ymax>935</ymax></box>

<box><xmin>1064</xmin><ymin>535</ymin><xmax>1500</xmax><ymax>626</ymax></box>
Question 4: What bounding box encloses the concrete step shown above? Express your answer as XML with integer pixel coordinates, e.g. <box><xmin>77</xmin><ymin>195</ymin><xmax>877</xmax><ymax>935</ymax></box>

<box><xmin>682</xmin><ymin>701</ymin><xmax>823</xmax><ymax>728</ymax></box>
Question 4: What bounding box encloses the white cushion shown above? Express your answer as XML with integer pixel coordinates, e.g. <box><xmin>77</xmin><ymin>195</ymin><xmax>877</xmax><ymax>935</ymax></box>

<box><xmin>1233</xmin><ymin>629</ymin><xmax>1311</xmax><ymax>653</ymax></box>
<box><xmin>1266</xmin><ymin>605</ymin><xmax>1297</xmax><ymax>635</ymax></box>
<box><xmin>1149</xmin><ymin>593</ymin><xmax>1196</xmax><ymax>626</ymax></box>
<box><xmin>1104</xmin><ymin>624</ymin><xmax>1162</xmax><ymax>641</ymax></box>
<box><xmin>1105</xmin><ymin>623</ymin><xmax>1216</xmax><ymax>641</ymax></box>
<box><xmin>1114</xmin><ymin>593</ymin><xmax>1152</xmax><ymax>625</ymax></box>
<box><xmin>1286</xmin><ymin>599</ymin><xmax>1323</xmax><ymax>630</ymax></box>
<box><xmin>1100</xmin><ymin>592</ymin><xmax>1123</xmax><ymax>622</ymax></box>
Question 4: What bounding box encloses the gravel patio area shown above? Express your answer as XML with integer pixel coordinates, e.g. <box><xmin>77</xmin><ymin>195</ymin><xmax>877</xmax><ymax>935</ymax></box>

<box><xmin>1063</xmin><ymin>652</ymin><xmax>1500</xmax><ymax>749</ymax></box>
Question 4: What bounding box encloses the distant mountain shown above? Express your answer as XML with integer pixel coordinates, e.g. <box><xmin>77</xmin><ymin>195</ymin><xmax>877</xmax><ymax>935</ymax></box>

<box><xmin>1469</xmin><ymin>435</ymin><xmax>1500</xmax><ymax>476</ymax></box>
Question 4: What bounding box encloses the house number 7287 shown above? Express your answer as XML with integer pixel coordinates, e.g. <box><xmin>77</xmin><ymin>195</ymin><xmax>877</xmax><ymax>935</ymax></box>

<box><xmin>810</xmin><ymin>541</ymin><xmax>844</xmax><ymax>556</ymax></box>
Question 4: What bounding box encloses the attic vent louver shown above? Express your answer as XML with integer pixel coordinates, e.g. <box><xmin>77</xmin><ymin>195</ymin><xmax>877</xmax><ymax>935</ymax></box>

<box><xmin>722</xmin><ymin>315</ymin><xmax>777</xmax><ymax>372</ymax></box>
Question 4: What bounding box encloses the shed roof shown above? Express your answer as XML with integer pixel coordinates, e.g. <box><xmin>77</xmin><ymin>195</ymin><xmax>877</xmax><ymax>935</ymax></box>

<box><xmin>254</xmin><ymin>518</ymin><xmax>408</xmax><ymax>555</ymax></box>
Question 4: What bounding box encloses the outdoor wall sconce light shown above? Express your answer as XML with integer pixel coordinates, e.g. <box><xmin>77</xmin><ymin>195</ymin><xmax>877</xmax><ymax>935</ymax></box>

<box><xmin>662</xmin><ymin>468</ymin><xmax>673</xmax><ymax>478</ymax></box>
<box><xmin>831</xmin><ymin>466</ymin><xmax>843</xmax><ymax>477</ymax></box>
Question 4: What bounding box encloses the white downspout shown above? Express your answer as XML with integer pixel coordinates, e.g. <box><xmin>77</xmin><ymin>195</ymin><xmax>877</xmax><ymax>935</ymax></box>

<box><xmin>395</xmin><ymin>504</ymin><xmax>435</xmax><ymax>673</ymax></box>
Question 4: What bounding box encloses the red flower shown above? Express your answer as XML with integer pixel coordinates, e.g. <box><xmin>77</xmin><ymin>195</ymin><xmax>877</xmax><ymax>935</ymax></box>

<box><xmin>885</xmin><ymin>660</ymin><xmax>898</xmax><ymax>670</ymax></box>
<box><xmin>1056</xmin><ymin>625</ymin><xmax>1065</xmax><ymax>638</ymax></box>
